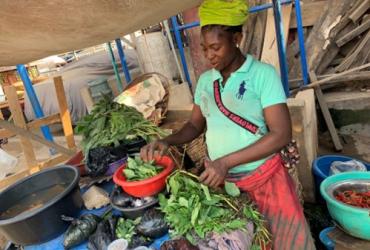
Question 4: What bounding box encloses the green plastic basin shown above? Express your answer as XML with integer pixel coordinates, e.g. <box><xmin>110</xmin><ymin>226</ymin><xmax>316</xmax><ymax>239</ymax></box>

<box><xmin>320</xmin><ymin>171</ymin><xmax>370</xmax><ymax>240</ymax></box>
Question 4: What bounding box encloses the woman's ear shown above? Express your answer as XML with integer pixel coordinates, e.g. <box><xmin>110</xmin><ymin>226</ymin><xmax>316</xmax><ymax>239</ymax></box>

<box><xmin>233</xmin><ymin>32</ymin><xmax>243</xmax><ymax>48</ymax></box>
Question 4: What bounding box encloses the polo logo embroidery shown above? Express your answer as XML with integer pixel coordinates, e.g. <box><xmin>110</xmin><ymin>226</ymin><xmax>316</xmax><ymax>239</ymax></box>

<box><xmin>236</xmin><ymin>81</ymin><xmax>246</xmax><ymax>100</ymax></box>
<box><xmin>213</xmin><ymin>80</ymin><xmax>259</xmax><ymax>134</ymax></box>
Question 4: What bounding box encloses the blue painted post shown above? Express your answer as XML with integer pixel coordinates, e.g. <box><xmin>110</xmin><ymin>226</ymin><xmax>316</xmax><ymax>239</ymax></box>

<box><xmin>115</xmin><ymin>38</ymin><xmax>132</xmax><ymax>85</ymax></box>
<box><xmin>106</xmin><ymin>42</ymin><xmax>124</xmax><ymax>93</ymax></box>
<box><xmin>16</xmin><ymin>64</ymin><xmax>55</xmax><ymax>153</ymax></box>
<box><xmin>171</xmin><ymin>16</ymin><xmax>192</xmax><ymax>89</ymax></box>
<box><xmin>294</xmin><ymin>0</ymin><xmax>309</xmax><ymax>85</ymax></box>
<box><xmin>271</xmin><ymin>0</ymin><xmax>290</xmax><ymax>97</ymax></box>
<box><xmin>173</xmin><ymin>0</ymin><xmax>297</xmax><ymax>95</ymax></box>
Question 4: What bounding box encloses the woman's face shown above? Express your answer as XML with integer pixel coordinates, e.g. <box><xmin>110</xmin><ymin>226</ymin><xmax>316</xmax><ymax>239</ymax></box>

<box><xmin>200</xmin><ymin>28</ymin><xmax>239</xmax><ymax>71</ymax></box>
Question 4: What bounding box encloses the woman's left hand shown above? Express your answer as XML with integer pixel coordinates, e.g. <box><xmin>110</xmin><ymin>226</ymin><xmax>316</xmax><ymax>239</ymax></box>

<box><xmin>199</xmin><ymin>158</ymin><xmax>228</xmax><ymax>188</ymax></box>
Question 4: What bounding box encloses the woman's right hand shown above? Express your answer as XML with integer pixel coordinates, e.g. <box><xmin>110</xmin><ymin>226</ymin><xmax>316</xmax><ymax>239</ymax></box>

<box><xmin>140</xmin><ymin>140</ymin><xmax>169</xmax><ymax>162</ymax></box>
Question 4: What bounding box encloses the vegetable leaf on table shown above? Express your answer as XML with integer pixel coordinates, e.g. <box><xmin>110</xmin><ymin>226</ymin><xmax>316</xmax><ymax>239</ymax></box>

<box><xmin>158</xmin><ymin>170</ymin><xmax>270</xmax><ymax>246</ymax></box>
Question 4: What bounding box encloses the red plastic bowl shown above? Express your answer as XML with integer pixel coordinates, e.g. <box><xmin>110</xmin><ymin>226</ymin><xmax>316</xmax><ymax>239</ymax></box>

<box><xmin>113</xmin><ymin>156</ymin><xmax>175</xmax><ymax>197</ymax></box>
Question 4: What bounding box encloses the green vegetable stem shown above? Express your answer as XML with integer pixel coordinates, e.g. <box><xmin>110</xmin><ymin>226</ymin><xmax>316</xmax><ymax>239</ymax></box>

<box><xmin>158</xmin><ymin>170</ymin><xmax>270</xmax><ymax>247</ymax></box>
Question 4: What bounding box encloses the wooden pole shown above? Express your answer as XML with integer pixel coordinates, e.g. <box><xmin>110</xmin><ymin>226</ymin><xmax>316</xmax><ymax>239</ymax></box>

<box><xmin>4</xmin><ymin>86</ymin><xmax>37</xmax><ymax>167</ymax></box>
<box><xmin>310</xmin><ymin>72</ymin><xmax>343</xmax><ymax>151</ymax></box>
<box><xmin>53</xmin><ymin>76</ymin><xmax>76</xmax><ymax>149</ymax></box>
<box><xmin>292</xmin><ymin>63</ymin><xmax>370</xmax><ymax>94</ymax></box>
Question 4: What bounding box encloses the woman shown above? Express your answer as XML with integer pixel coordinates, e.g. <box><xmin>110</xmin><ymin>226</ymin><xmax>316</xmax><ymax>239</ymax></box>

<box><xmin>141</xmin><ymin>0</ymin><xmax>315</xmax><ymax>249</ymax></box>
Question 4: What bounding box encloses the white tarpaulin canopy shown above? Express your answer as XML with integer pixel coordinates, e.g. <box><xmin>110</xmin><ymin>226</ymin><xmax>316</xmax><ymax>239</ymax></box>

<box><xmin>0</xmin><ymin>0</ymin><xmax>202</xmax><ymax>66</ymax></box>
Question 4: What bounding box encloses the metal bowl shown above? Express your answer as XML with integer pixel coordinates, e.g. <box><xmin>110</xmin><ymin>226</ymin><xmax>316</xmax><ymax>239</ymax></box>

<box><xmin>326</xmin><ymin>179</ymin><xmax>370</xmax><ymax>210</ymax></box>
<box><xmin>110</xmin><ymin>185</ymin><xmax>158</xmax><ymax>219</ymax></box>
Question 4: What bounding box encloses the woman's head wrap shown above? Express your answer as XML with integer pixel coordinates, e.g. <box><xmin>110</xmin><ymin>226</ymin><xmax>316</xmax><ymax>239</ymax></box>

<box><xmin>199</xmin><ymin>0</ymin><xmax>249</xmax><ymax>27</ymax></box>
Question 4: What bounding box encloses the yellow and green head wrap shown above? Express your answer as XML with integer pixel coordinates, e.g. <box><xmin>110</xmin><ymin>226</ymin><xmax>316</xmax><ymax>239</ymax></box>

<box><xmin>199</xmin><ymin>0</ymin><xmax>249</xmax><ymax>27</ymax></box>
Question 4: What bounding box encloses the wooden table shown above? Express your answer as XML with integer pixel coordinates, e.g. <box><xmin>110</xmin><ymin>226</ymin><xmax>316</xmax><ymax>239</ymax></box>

<box><xmin>0</xmin><ymin>98</ymin><xmax>24</xmax><ymax>109</ymax></box>
<box><xmin>328</xmin><ymin>227</ymin><xmax>370</xmax><ymax>250</ymax></box>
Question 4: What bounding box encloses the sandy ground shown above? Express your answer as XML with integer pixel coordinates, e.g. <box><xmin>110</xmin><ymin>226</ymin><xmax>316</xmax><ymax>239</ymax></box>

<box><xmin>0</xmin><ymin>235</ymin><xmax>6</xmax><ymax>250</ymax></box>
<box><xmin>0</xmin><ymin>134</ymin><xmax>82</xmax><ymax>178</ymax></box>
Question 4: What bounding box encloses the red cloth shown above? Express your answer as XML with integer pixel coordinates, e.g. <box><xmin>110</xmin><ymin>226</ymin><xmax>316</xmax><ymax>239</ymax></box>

<box><xmin>230</xmin><ymin>155</ymin><xmax>315</xmax><ymax>250</ymax></box>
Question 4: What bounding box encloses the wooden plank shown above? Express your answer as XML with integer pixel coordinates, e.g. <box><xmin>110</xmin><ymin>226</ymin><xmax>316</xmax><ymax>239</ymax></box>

<box><xmin>289</xmin><ymin>1</ymin><xmax>353</xmax><ymax>79</ymax></box>
<box><xmin>291</xmin><ymin>63</ymin><xmax>370</xmax><ymax>91</ymax></box>
<box><xmin>27</xmin><ymin>113</ymin><xmax>61</xmax><ymax>130</ymax></box>
<box><xmin>0</xmin><ymin>129</ymin><xmax>15</xmax><ymax>138</ymax></box>
<box><xmin>4</xmin><ymin>86</ymin><xmax>37</xmax><ymax>168</ymax></box>
<box><xmin>0</xmin><ymin>114</ymin><xmax>73</xmax><ymax>190</ymax></box>
<box><xmin>240</xmin><ymin>0</ymin><xmax>258</xmax><ymax>54</ymax></box>
<box><xmin>330</xmin><ymin>0</ymin><xmax>362</xmax><ymax>35</ymax></box>
<box><xmin>310</xmin><ymin>72</ymin><xmax>343</xmax><ymax>151</ymax></box>
<box><xmin>336</xmin><ymin>18</ymin><xmax>370</xmax><ymax>47</ymax></box>
<box><xmin>339</xmin><ymin>36</ymin><xmax>362</xmax><ymax>58</ymax></box>
<box><xmin>289</xmin><ymin>1</ymin><xmax>327</xmax><ymax>28</ymax></box>
<box><xmin>351</xmin><ymin>32</ymin><xmax>370</xmax><ymax>69</ymax></box>
<box><xmin>0</xmin><ymin>169</ymin><xmax>29</xmax><ymax>190</ymax></box>
<box><xmin>0</xmin><ymin>119</ymin><xmax>75</xmax><ymax>157</ymax></box>
<box><xmin>349</xmin><ymin>0</ymin><xmax>370</xmax><ymax>23</ymax></box>
<box><xmin>53</xmin><ymin>76</ymin><xmax>76</xmax><ymax>149</ymax></box>
<box><xmin>107</xmin><ymin>79</ymin><xmax>120</xmax><ymax>97</ymax></box>
<box><xmin>261</xmin><ymin>4</ymin><xmax>292</xmax><ymax>71</ymax></box>
<box><xmin>328</xmin><ymin>228</ymin><xmax>370</xmax><ymax>250</ymax></box>
<box><xmin>317</xmin><ymin>22</ymin><xmax>357</xmax><ymax>74</ymax></box>
<box><xmin>80</xmin><ymin>86</ymin><xmax>94</xmax><ymax>113</ymax></box>
<box><xmin>291</xmin><ymin>69</ymin><xmax>370</xmax><ymax>89</ymax></box>
<box><xmin>38</xmin><ymin>154</ymin><xmax>69</xmax><ymax>169</ymax></box>
<box><xmin>335</xmin><ymin>30</ymin><xmax>370</xmax><ymax>72</ymax></box>
<box><xmin>316</xmin><ymin>44</ymin><xmax>340</xmax><ymax>74</ymax></box>
<box><xmin>0</xmin><ymin>99</ymin><xmax>24</xmax><ymax>110</ymax></box>
<box><xmin>247</xmin><ymin>0</ymin><xmax>268</xmax><ymax>59</ymax></box>
<box><xmin>330</xmin><ymin>57</ymin><xmax>344</xmax><ymax>66</ymax></box>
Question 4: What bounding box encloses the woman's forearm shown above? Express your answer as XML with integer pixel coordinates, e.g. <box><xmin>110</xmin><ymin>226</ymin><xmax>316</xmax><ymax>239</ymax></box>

<box><xmin>219</xmin><ymin>130</ymin><xmax>291</xmax><ymax>170</ymax></box>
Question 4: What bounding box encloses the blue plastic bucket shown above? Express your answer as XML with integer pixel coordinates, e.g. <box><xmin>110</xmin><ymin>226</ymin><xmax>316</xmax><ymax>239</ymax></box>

<box><xmin>312</xmin><ymin>155</ymin><xmax>370</xmax><ymax>201</ymax></box>
<box><xmin>319</xmin><ymin>227</ymin><xmax>335</xmax><ymax>250</ymax></box>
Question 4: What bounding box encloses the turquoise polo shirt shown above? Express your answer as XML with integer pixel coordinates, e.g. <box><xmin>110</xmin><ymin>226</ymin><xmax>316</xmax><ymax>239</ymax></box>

<box><xmin>194</xmin><ymin>55</ymin><xmax>287</xmax><ymax>173</ymax></box>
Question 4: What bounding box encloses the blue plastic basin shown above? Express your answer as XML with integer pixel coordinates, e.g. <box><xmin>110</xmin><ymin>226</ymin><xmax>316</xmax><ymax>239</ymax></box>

<box><xmin>319</xmin><ymin>227</ymin><xmax>335</xmax><ymax>250</ymax></box>
<box><xmin>313</xmin><ymin>155</ymin><xmax>370</xmax><ymax>200</ymax></box>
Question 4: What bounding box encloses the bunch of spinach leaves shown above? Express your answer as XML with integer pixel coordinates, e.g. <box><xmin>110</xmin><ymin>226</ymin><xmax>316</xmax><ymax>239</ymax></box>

<box><xmin>115</xmin><ymin>217</ymin><xmax>140</xmax><ymax>242</ymax></box>
<box><xmin>115</xmin><ymin>217</ymin><xmax>151</xmax><ymax>248</ymax></box>
<box><xmin>75</xmin><ymin>96</ymin><xmax>167</xmax><ymax>157</ymax></box>
<box><xmin>158</xmin><ymin>171</ymin><xmax>270</xmax><ymax>247</ymax></box>
<box><xmin>124</xmin><ymin>156</ymin><xmax>163</xmax><ymax>181</ymax></box>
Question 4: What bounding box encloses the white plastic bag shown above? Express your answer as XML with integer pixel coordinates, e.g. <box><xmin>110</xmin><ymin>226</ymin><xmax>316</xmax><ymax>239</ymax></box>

<box><xmin>329</xmin><ymin>160</ymin><xmax>367</xmax><ymax>176</ymax></box>
<box><xmin>0</xmin><ymin>148</ymin><xmax>17</xmax><ymax>180</ymax></box>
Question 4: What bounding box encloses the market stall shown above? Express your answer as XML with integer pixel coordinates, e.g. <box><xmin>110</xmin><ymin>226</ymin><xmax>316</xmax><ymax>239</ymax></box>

<box><xmin>1</xmin><ymin>0</ymin><xmax>370</xmax><ymax>249</ymax></box>
<box><xmin>0</xmin><ymin>92</ymin><xmax>270</xmax><ymax>249</ymax></box>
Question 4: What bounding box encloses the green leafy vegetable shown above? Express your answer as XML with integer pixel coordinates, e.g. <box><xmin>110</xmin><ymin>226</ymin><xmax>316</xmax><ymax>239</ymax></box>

<box><xmin>75</xmin><ymin>96</ymin><xmax>167</xmax><ymax>156</ymax></box>
<box><xmin>115</xmin><ymin>217</ymin><xmax>141</xmax><ymax>242</ymax></box>
<box><xmin>158</xmin><ymin>170</ymin><xmax>270</xmax><ymax>246</ymax></box>
<box><xmin>224</xmin><ymin>181</ymin><xmax>241</xmax><ymax>197</ymax></box>
<box><xmin>123</xmin><ymin>156</ymin><xmax>163</xmax><ymax>181</ymax></box>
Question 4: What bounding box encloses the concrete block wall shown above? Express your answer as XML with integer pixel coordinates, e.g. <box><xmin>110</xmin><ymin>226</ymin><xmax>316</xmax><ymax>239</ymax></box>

<box><xmin>287</xmin><ymin>89</ymin><xmax>318</xmax><ymax>203</ymax></box>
